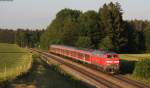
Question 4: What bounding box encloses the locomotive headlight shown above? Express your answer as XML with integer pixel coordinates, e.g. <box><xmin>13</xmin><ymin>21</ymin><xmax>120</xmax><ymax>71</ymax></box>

<box><xmin>106</xmin><ymin>61</ymin><xmax>113</xmax><ymax>63</ymax></box>
<box><xmin>106</xmin><ymin>61</ymin><xmax>119</xmax><ymax>64</ymax></box>
<box><xmin>114</xmin><ymin>61</ymin><xmax>119</xmax><ymax>63</ymax></box>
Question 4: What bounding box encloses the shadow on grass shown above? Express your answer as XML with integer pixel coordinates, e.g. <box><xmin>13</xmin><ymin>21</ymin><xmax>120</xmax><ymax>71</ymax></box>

<box><xmin>120</xmin><ymin>59</ymin><xmax>137</xmax><ymax>75</ymax></box>
<box><xmin>4</xmin><ymin>56</ymin><xmax>95</xmax><ymax>88</ymax></box>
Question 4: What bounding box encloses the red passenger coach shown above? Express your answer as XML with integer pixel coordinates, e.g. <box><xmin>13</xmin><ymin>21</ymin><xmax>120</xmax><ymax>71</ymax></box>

<box><xmin>49</xmin><ymin>45</ymin><xmax>120</xmax><ymax>74</ymax></box>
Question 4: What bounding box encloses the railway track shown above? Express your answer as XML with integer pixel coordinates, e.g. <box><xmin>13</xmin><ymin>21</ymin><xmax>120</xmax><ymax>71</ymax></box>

<box><xmin>31</xmin><ymin>49</ymin><xmax>150</xmax><ymax>88</ymax></box>
<box><xmin>113</xmin><ymin>75</ymin><xmax>150</xmax><ymax>88</ymax></box>
<box><xmin>32</xmin><ymin>49</ymin><xmax>121</xmax><ymax>88</ymax></box>
<box><xmin>69</xmin><ymin>57</ymin><xmax>150</xmax><ymax>88</ymax></box>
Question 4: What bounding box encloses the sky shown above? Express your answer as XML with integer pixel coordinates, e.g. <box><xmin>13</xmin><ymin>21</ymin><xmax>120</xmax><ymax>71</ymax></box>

<box><xmin>0</xmin><ymin>0</ymin><xmax>150</xmax><ymax>29</ymax></box>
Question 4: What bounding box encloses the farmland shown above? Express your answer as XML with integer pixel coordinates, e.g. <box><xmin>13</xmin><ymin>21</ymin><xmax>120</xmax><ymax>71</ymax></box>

<box><xmin>120</xmin><ymin>54</ymin><xmax>150</xmax><ymax>61</ymax></box>
<box><xmin>0</xmin><ymin>43</ymin><xmax>32</xmax><ymax>82</ymax></box>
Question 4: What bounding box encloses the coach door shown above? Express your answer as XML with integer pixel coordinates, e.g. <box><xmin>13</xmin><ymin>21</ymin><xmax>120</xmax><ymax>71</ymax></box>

<box><xmin>84</xmin><ymin>54</ymin><xmax>91</xmax><ymax>63</ymax></box>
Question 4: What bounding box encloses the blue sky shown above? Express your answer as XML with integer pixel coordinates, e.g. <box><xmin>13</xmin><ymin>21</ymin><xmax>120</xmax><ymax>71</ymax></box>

<box><xmin>0</xmin><ymin>0</ymin><xmax>150</xmax><ymax>29</ymax></box>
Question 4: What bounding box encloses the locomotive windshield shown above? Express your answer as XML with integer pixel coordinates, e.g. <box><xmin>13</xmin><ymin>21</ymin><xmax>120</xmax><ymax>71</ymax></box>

<box><xmin>92</xmin><ymin>50</ymin><xmax>116</xmax><ymax>55</ymax></box>
<box><xmin>92</xmin><ymin>50</ymin><xmax>118</xmax><ymax>59</ymax></box>
<box><xmin>92</xmin><ymin>50</ymin><xmax>105</xmax><ymax>55</ymax></box>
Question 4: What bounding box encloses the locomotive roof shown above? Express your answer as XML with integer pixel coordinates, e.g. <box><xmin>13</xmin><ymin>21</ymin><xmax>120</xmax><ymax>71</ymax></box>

<box><xmin>50</xmin><ymin>45</ymin><xmax>117</xmax><ymax>55</ymax></box>
<box><xmin>51</xmin><ymin>45</ymin><xmax>92</xmax><ymax>54</ymax></box>
<box><xmin>92</xmin><ymin>50</ymin><xmax>117</xmax><ymax>55</ymax></box>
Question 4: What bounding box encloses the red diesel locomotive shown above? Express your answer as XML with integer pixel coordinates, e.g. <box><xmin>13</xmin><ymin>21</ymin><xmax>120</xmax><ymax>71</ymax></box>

<box><xmin>49</xmin><ymin>45</ymin><xmax>120</xmax><ymax>73</ymax></box>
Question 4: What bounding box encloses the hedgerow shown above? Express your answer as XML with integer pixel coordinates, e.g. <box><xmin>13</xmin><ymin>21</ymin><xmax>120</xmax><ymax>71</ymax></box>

<box><xmin>133</xmin><ymin>59</ymin><xmax>150</xmax><ymax>80</ymax></box>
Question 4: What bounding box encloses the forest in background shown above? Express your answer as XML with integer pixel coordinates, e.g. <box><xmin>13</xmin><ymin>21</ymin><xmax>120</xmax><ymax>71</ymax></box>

<box><xmin>40</xmin><ymin>2</ymin><xmax>150</xmax><ymax>53</ymax></box>
<box><xmin>0</xmin><ymin>29</ymin><xmax>44</xmax><ymax>48</ymax></box>
<box><xmin>0</xmin><ymin>2</ymin><xmax>150</xmax><ymax>53</ymax></box>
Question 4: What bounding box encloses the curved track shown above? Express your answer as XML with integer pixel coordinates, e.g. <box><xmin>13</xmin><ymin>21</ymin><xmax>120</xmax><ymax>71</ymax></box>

<box><xmin>113</xmin><ymin>75</ymin><xmax>150</xmax><ymax>88</ymax></box>
<box><xmin>31</xmin><ymin>49</ymin><xmax>150</xmax><ymax>88</ymax></box>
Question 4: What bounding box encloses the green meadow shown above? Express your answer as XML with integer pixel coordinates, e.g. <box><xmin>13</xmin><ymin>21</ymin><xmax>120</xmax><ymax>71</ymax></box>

<box><xmin>0</xmin><ymin>43</ymin><xmax>32</xmax><ymax>82</ymax></box>
<box><xmin>120</xmin><ymin>54</ymin><xmax>150</xmax><ymax>61</ymax></box>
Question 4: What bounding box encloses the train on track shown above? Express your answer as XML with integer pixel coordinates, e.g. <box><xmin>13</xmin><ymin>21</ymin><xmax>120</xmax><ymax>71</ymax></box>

<box><xmin>49</xmin><ymin>45</ymin><xmax>120</xmax><ymax>74</ymax></box>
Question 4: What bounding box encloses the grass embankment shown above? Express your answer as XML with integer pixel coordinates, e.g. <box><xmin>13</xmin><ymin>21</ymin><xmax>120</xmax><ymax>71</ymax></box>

<box><xmin>0</xmin><ymin>43</ymin><xmax>32</xmax><ymax>83</ymax></box>
<box><xmin>120</xmin><ymin>54</ymin><xmax>150</xmax><ymax>61</ymax></box>
<box><xmin>119</xmin><ymin>54</ymin><xmax>150</xmax><ymax>84</ymax></box>
<box><xmin>6</xmin><ymin>54</ymin><xmax>89</xmax><ymax>88</ymax></box>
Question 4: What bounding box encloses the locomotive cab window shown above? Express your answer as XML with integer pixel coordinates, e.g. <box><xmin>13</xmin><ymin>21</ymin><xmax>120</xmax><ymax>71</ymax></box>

<box><xmin>113</xmin><ymin>55</ymin><xmax>118</xmax><ymax>58</ymax></box>
<box><xmin>107</xmin><ymin>55</ymin><xmax>113</xmax><ymax>59</ymax></box>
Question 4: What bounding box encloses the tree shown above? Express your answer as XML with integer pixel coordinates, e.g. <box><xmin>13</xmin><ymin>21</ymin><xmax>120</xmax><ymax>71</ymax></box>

<box><xmin>15</xmin><ymin>29</ymin><xmax>43</xmax><ymax>48</ymax></box>
<box><xmin>99</xmin><ymin>2</ymin><xmax>127</xmax><ymax>52</ymax></box>
<box><xmin>0</xmin><ymin>29</ymin><xmax>15</xmax><ymax>43</ymax></box>
<box><xmin>124</xmin><ymin>21</ymin><xmax>146</xmax><ymax>53</ymax></box>
<box><xmin>62</xmin><ymin>18</ymin><xmax>80</xmax><ymax>46</ymax></box>
<box><xmin>99</xmin><ymin>36</ymin><xmax>114</xmax><ymax>50</ymax></box>
<box><xmin>78</xmin><ymin>10</ymin><xmax>101</xmax><ymax>48</ymax></box>
<box><xmin>75</xmin><ymin>36</ymin><xmax>92</xmax><ymax>48</ymax></box>
<box><xmin>124</xmin><ymin>21</ymin><xmax>139</xmax><ymax>52</ymax></box>
<box><xmin>144</xmin><ymin>28</ymin><xmax>150</xmax><ymax>51</ymax></box>
<box><xmin>40</xmin><ymin>8</ymin><xmax>82</xmax><ymax>49</ymax></box>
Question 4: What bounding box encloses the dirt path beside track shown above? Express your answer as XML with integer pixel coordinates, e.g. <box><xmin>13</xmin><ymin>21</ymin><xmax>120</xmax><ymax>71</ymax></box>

<box><xmin>6</xmin><ymin>57</ymin><xmax>88</xmax><ymax>88</ymax></box>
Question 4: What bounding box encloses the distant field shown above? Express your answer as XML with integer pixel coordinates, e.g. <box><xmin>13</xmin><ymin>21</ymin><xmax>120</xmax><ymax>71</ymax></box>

<box><xmin>0</xmin><ymin>43</ymin><xmax>27</xmax><ymax>53</ymax></box>
<box><xmin>0</xmin><ymin>43</ymin><xmax>32</xmax><ymax>82</ymax></box>
<box><xmin>120</xmin><ymin>54</ymin><xmax>150</xmax><ymax>61</ymax></box>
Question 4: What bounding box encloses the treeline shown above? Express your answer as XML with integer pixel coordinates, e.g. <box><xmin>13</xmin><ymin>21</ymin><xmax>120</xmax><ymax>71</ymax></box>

<box><xmin>0</xmin><ymin>2</ymin><xmax>150</xmax><ymax>53</ymax></box>
<box><xmin>0</xmin><ymin>28</ymin><xmax>44</xmax><ymax>47</ymax></box>
<box><xmin>0</xmin><ymin>29</ymin><xmax>15</xmax><ymax>44</ymax></box>
<box><xmin>40</xmin><ymin>2</ymin><xmax>150</xmax><ymax>53</ymax></box>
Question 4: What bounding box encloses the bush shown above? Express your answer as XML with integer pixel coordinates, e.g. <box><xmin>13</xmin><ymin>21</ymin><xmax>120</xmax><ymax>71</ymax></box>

<box><xmin>133</xmin><ymin>59</ymin><xmax>150</xmax><ymax>80</ymax></box>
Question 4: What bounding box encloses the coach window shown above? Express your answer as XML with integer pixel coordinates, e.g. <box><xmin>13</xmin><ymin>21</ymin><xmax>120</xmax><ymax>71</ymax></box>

<box><xmin>79</xmin><ymin>53</ymin><xmax>83</xmax><ymax>59</ymax></box>
<box><xmin>85</xmin><ymin>54</ymin><xmax>90</xmax><ymax>60</ymax></box>
<box><xmin>55</xmin><ymin>48</ymin><xmax>56</xmax><ymax>52</ymax></box>
<box><xmin>55</xmin><ymin>48</ymin><xmax>57</xmax><ymax>52</ymax></box>
<box><xmin>50</xmin><ymin>48</ymin><xmax>52</xmax><ymax>51</ymax></box>
<box><xmin>65</xmin><ymin>50</ymin><xmax>67</xmax><ymax>54</ymax></box>
<box><xmin>59</xmin><ymin>48</ymin><xmax>61</xmax><ymax>53</ymax></box>
<box><xmin>72</xmin><ymin>51</ymin><xmax>75</xmax><ymax>56</ymax></box>
<box><xmin>71</xmin><ymin>51</ymin><xmax>73</xmax><ymax>56</ymax></box>
<box><xmin>74</xmin><ymin>51</ymin><xmax>77</xmax><ymax>57</ymax></box>
<box><xmin>78</xmin><ymin>53</ymin><xmax>81</xmax><ymax>58</ymax></box>
<box><xmin>52</xmin><ymin>48</ymin><xmax>54</xmax><ymax>52</ymax></box>
<box><xmin>62</xmin><ymin>49</ymin><xmax>64</xmax><ymax>54</ymax></box>
<box><xmin>73</xmin><ymin>51</ymin><xmax>76</xmax><ymax>57</ymax></box>
<box><xmin>64</xmin><ymin>50</ymin><xmax>66</xmax><ymax>55</ymax></box>
<box><xmin>72</xmin><ymin>51</ymin><xmax>74</xmax><ymax>56</ymax></box>
<box><xmin>70</xmin><ymin>51</ymin><xmax>72</xmax><ymax>56</ymax></box>
<box><xmin>57</xmin><ymin>48</ymin><xmax>60</xmax><ymax>53</ymax></box>
<box><xmin>61</xmin><ymin>49</ymin><xmax>63</xmax><ymax>53</ymax></box>
<box><xmin>66</xmin><ymin>50</ymin><xmax>69</xmax><ymax>55</ymax></box>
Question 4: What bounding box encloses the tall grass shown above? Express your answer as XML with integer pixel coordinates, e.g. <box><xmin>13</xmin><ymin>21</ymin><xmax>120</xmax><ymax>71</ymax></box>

<box><xmin>0</xmin><ymin>43</ymin><xmax>32</xmax><ymax>83</ymax></box>
<box><xmin>0</xmin><ymin>54</ymin><xmax>32</xmax><ymax>82</ymax></box>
